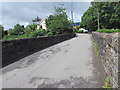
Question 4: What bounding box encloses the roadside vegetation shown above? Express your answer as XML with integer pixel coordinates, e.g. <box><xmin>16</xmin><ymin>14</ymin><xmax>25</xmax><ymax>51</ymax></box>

<box><xmin>45</xmin><ymin>4</ymin><xmax>73</xmax><ymax>35</ymax></box>
<box><xmin>93</xmin><ymin>41</ymin><xmax>100</xmax><ymax>56</ymax></box>
<box><xmin>80</xmin><ymin>1</ymin><xmax>120</xmax><ymax>32</ymax></box>
<box><xmin>76</xmin><ymin>30</ymin><xmax>83</xmax><ymax>33</ymax></box>
<box><xmin>103</xmin><ymin>77</ymin><xmax>113</xmax><ymax>89</ymax></box>
<box><xmin>2</xmin><ymin>29</ymin><xmax>47</xmax><ymax>40</ymax></box>
<box><xmin>96</xmin><ymin>29</ymin><xmax>120</xmax><ymax>33</ymax></box>
<box><xmin>0</xmin><ymin>4</ymin><xmax>73</xmax><ymax>40</ymax></box>
<box><xmin>75</xmin><ymin>25</ymin><xmax>82</xmax><ymax>33</ymax></box>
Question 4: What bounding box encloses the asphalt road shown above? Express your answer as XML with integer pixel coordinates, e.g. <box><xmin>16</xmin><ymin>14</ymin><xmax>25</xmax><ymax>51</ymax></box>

<box><xmin>1</xmin><ymin>34</ymin><xmax>106</xmax><ymax>88</ymax></box>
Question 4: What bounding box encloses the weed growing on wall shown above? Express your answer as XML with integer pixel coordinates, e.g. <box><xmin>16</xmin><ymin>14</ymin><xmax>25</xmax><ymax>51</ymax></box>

<box><xmin>93</xmin><ymin>41</ymin><xmax>100</xmax><ymax>56</ymax></box>
<box><xmin>102</xmin><ymin>77</ymin><xmax>113</xmax><ymax>89</ymax></box>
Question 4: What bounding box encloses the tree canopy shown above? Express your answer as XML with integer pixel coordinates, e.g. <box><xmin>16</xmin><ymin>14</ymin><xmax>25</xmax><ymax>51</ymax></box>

<box><xmin>45</xmin><ymin>4</ymin><xmax>73</xmax><ymax>35</ymax></box>
<box><xmin>24</xmin><ymin>24</ymin><xmax>37</xmax><ymax>34</ymax></box>
<box><xmin>0</xmin><ymin>24</ymin><xmax>4</xmax><ymax>39</ymax></box>
<box><xmin>80</xmin><ymin>1</ymin><xmax>120</xmax><ymax>31</ymax></box>
<box><xmin>8</xmin><ymin>24</ymin><xmax>25</xmax><ymax>35</ymax></box>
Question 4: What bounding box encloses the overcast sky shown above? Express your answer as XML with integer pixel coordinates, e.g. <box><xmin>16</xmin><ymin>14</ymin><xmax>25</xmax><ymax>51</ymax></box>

<box><xmin>1</xmin><ymin>2</ymin><xmax>91</xmax><ymax>30</ymax></box>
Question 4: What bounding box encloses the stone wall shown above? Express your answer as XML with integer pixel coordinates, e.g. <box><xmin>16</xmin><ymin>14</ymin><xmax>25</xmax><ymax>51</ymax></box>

<box><xmin>1</xmin><ymin>33</ymin><xmax>76</xmax><ymax>67</ymax></box>
<box><xmin>92</xmin><ymin>32</ymin><xmax>119</xmax><ymax>88</ymax></box>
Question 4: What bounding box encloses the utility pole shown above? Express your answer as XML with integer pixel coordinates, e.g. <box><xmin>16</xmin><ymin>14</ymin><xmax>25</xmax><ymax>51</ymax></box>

<box><xmin>71</xmin><ymin>0</ymin><xmax>74</xmax><ymax>32</ymax></box>
<box><xmin>71</xmin><ymin>11</ymin><xmax>74</xmax><ymax>32</ymax></box>
<box><xmin>97</xmin><ymin>8</ymin><xmax>100</xmax><ymax>31</ymax></box>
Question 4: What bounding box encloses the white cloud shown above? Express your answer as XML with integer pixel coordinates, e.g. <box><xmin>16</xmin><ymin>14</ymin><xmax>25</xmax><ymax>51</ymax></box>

<box><xmin>2</xmin><ymin>0</ymin><xmax>93</xmax><ymax>2</ymax></box>
<box><xmin>0</xmin><ymin>2</ymin><xmax>2</xmax><ymax>24</ymax></box>
<box><xmin>20</xmin><ymin>22</ymin><xmax>29</xmax><ymax>27</ymax></box>
<box><xmin>2</xmin><ymin>0</ymin><xmax>120</xmax><ymax>2</ymax></box>
<box><xmin>2</xmin><ymin>2</ymin><xmax>90</xmax><ymax>30</ymax></box>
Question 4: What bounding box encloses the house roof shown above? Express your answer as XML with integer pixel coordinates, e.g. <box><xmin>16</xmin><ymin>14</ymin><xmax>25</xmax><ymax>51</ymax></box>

<box><xmin>33</xmin><ymin>16</ymin><xmax>42</xmax><ymax>22</ymax></box>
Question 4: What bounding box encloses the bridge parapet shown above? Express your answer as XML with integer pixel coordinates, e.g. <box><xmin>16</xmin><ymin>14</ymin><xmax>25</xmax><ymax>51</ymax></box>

<box><xmin>92</xmin><ymin>32</ymin><xmax>120</xmax><ymax>88</ymax></box>
<box><xmin>1</xmin><ymin>33</ymin><xmax>76</xmax><ymax>67</ymax></box>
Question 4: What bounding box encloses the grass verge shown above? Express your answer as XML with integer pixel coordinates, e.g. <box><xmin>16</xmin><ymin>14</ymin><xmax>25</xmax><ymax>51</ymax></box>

<box><xmin>93</xmin><ymin>41</ymin><xmax>113</xmax><ymax>89</ymax></box>
<box><xmin>96</xmin><ymin>29</ymin><xmax>120</xmax><ymax>33</ymax></box>
<box><xmin>93</xmin><ymin>41</ymin><xmax>100</xmax><ymax>56</ymax></box>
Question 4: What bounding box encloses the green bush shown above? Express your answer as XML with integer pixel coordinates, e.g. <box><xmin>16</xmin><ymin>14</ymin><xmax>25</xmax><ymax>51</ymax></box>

<box><xmin>2</xmin><ymin>34</ymin><xmax>28</xmax><ymax>40</ymax></box>
<box><xmin>24</xmin><ymin>24</ymin><xmax>37</xmax><ymax>34</ymax></box>
<box><xmin>28</xmin><ymin>31</ymin><xmax>38</xmax><ymax>38</ymax></box>
<box><xmin>3</xmin><ymin>28</ymin><xmax>48</xmax><ymax>40</ymax></box>
<box><xmin>76</xmin><ymin>30</ymin><xmax>83</xmax><ymax>33</ymax></box>
<box><xmin>8</xmin><ymin>24</ymin><xmax>25</xmax><ymax>35</ymax></box>
<box><xmin>75</xmin><ymin>25</ymin><xmax>80</xmax><ymax>31</ymax></box>
<box><xmin>96</xmin><ymin>29</ymin><xmax>120</xmax><ymax>33</ymax></box>
<box><xmin>28</xmin><ymin>29</ymin><xmax>46</xmax><ymax>38</ymax></box>
<box><xmin>102</xmin><ymin>77</ymin><xmax>112</xmax><ymax>89</ymax></box>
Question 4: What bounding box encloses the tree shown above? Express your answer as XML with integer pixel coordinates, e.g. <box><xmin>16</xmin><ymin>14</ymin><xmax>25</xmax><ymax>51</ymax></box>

<box><xmin>75</xmin><ymin>25</ymin><xmax>80</xmax><ymax>31</ymax></box>
<box><xmin>109</xmin><ymin>2</ymin><xmax>120</xmax><ymax>29</ymax></box>
<box><xmin>24</xmin><ymin>24</ymin><xmax>37</xmax><ymax>34</ymax></box>
<box><xmin>80</xmin><ymin>6</ymin><xmax>98</xmax><ymax>31</ymax></box>
<box><xmin>0</xmin><ymin>24</ymin><xmax>4</xmax><ymax>39</ymax></box>
<box><xmin>8</xmin><ymin>24</ymin><xmax>25</xmax><ymax>35</ymax></box>
<box><xmin>80</xmin><ymin>1</ymin><xmax>120</xmax><ymax>31</ymax></box>
<box><xmin>45</xmin><ymin>4</ymin><xmax>73</xmax><ymax>35</ymax></box>
<box><xmin>4</xmin><ymin>30</ymin><xmax>8</xmax><ymax>35</ymax></box>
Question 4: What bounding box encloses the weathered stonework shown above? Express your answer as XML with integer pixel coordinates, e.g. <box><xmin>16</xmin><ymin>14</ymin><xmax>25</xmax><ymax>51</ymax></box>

<box><xmin>92</xmin><ymin>32</ymin><xmax>119</xmax><ymax>88</ymax></box>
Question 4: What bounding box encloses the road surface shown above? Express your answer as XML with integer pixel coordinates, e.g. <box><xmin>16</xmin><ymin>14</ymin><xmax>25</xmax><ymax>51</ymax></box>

<box><xmin>1</xmin><ymin>34</ymin><xmax>106</xmax><ymax>88</ymax></box>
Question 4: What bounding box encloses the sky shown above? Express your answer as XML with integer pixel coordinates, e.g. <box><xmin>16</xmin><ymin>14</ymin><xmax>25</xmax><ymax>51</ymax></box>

<box><xmin>1</xmin><ymin>2</ymin><xmax>91</xmax><ymax>30</ymax></box>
